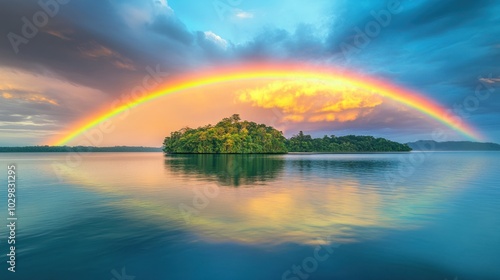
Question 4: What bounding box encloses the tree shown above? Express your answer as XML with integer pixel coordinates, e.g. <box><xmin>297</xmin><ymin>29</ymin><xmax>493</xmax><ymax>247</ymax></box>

<box><xmin>163</xmin><ymin>115</ymin><xmax>287</xmax><ymax>154</ymax></box>
<box><xmin>285</xmin><ymin>133</ymin><xmax>411</xmax><ymax>152</ymax></box>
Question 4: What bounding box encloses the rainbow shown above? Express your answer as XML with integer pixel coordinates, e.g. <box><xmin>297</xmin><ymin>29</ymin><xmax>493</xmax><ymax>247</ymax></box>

<box><xmin>50</xmin><ymin>62</ymin><xmax>482</xmax><ymax>145</ymax></box>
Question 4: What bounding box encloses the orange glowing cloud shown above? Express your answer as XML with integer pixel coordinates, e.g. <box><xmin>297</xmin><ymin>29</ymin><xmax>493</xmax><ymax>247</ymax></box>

<box><xmin>237</xmin><ymin>80</ymin><xmax>383</xmax><ymax>123</ymax></box>
<box><xmin>78</xmin><ymin>41</ymin><xmax>136</xmax><ymax>70</ymax></box>
<box><xmin>1</xmin><ymin>91</ymin><xmax>59</xmax><ymax>105</ymax></box>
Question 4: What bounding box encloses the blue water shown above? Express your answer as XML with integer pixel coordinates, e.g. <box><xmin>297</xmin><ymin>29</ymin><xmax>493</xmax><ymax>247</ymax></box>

<box><xmin>0</xmin><ymin>152</ymin><xmax>499</xmax><ymax>279</ymax></box>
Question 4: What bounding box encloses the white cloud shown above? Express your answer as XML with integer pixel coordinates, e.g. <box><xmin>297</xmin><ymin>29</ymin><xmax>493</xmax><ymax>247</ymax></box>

<box><xmin>235</xmin><ymin>11</ymin><xmax>254</xmax><ymax>19</ymax></box>
<box><xmin>154</xmin><ymin>0</ymin><xmax>168</xmax><ymax>7</ymax></box>
<box><xmin>479</xmin><ymin>77</ymin><xmax>500</xmax><ymax>84</ymax></box>
<box><xmin>118</xmin><ymin>1</ymin><xmax>174</xmax><ymax>29</ymax></box>
<box><xmin>204</xmin><ymin>31</ymin><xmax>228</xmax><ymax>49</ymax></box>
<box><xmin>153</xmin><ymin>0</ymin><xmax>174</xmax><ymax>14</ymax></box>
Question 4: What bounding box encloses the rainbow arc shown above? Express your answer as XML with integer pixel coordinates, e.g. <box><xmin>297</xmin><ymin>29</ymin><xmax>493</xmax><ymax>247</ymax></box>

<box><xmin>50</xmin><ymin>62</ymin><xmax>482</xmax><ymax>145</ymax></box>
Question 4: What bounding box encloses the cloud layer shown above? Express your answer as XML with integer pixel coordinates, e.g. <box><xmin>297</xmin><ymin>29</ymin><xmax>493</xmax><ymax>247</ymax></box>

<box><xmin>238</xmin><ymin>81</ymin><xmax>383</xmax><ymax>123</ymax></box>
<box><xmin>0</xmin><ymin>0</ymin><xmax>499</xmax><ymax>145</ymax></box>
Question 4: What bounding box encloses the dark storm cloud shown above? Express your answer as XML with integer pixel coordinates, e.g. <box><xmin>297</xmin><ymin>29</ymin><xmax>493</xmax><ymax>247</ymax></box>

<box><xmin>1</xmin><ymin>0</ymin><xmax>497</xmax><ymax>96</ymax></box>
<box><xmin>0</xmin><ymin>0</ymin><xmax>219</xmax><ymax>96</ymax></box>
<box><xmin>402</xmin><ymin>0</ymin><xmax>494</xmax><ymax>36</ymax></box>
<box><xmin>0</xmin><ymin>0</ymin><xmax>233</xmax><ymax>143</ymax></box>
<box><xmin>310</xmin><ymin>0</ymin><xmax>500</xmax><ymax>130</ymax></box>
<box><xmin>2</xmin><ymin>0</ymin><xmax>490</xmax><ymax>91</ymax></box>
<box><xmin>235</xmin><ymin>24</ymin><xmax>327</xmax><ymax>60</ymax></box>
<box><xmin>236</xmin><ymin>27</ymin><xmax>291</xmax><ymax>59</ymax></box>
<box><xmin>148</xmin><ymin>14</ymin><xmax>195</xmax><ymax>45</ymax></box>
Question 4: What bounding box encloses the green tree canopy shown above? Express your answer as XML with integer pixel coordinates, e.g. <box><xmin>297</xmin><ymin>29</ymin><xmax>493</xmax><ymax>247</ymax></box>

<box><xmin>163</xmin><ymin>115</ymin><xmax>412</xmax><ymax>154</ymax></box>
<box><xmin>286</xmin><ymin>132</ymin><xmax>412</xmax><ymax>152</ymax></box>
<box><xmin>163</xmin><ymin>114</ymin><xmax>288</xmax><ymax>154</ymax></box>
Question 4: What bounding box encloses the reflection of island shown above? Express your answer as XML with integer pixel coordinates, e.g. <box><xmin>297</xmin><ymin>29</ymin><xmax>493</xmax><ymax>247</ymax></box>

<box><xmin>164</xmin><ymin>154</ymin><xmax>285</xmax><ymax>186</ymax></box>
<box><xmin>288</xmin><ymin>156</ymin><xmax>398</xmax><ymax>173</ymax></box>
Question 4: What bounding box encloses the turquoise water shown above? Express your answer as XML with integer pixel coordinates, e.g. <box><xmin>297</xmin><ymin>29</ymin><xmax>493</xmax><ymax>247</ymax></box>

<box><xmin>0</xmin><ymin>152</ymin><xmax>499</xmax><ymax>279</ymax></box>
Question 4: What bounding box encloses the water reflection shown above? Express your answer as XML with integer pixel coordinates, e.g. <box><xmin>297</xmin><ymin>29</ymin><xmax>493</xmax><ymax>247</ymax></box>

<box><xmin>46</xmin><ymin>153</ymin><xmax>484</xmax><ymax>245</ymax></box>
<box><xmin>165</xmin><ymin>154</ymin><xmax>285</xmax><ymax>186</ymax></box>
<box><xmin>1</xmin><ymin>152</ymin><xmax>497</xmax><ymax>279</ymax></box>
<box><xmin>289</xmin><ymin>156</ymin><xmax>397</xmax><ymax>172</ymax></box>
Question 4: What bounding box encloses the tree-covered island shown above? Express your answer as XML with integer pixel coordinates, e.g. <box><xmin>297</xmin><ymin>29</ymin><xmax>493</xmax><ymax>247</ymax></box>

<box><xmin>163</xmin><ymin>114</ymin><xmax>412</xmax><ymax>154</ymax></box>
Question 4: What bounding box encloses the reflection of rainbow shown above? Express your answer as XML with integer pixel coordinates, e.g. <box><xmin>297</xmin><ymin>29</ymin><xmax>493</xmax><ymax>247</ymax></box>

<box><xmin>51</xmin><ymin>62</ymin><xmax>482</xmax><ymax>145</ymax></box>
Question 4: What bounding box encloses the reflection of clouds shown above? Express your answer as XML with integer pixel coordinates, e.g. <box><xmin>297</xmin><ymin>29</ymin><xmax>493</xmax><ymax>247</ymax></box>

<box><xmin>237</xmin><ymin>181</ymin><xmax>384</xmax><ymax>243</ymax></box>
<box><xmin>53</xmin><ymin>153</ymin><xmax>483</xmax><ymax>246</ymax></box>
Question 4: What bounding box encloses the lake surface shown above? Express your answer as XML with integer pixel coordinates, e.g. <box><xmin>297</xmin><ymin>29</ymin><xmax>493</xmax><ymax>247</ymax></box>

<box><xmin>0</xmin><ymin>152</ymin><xmax>499</xmax><ymax>280</ymax></box>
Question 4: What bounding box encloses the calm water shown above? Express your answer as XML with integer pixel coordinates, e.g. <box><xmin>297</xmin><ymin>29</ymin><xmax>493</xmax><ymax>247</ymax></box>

<box><xmin>0</xmin><ymin>152</ymin><xmax>499</xmax><ymax>280</ymax></box>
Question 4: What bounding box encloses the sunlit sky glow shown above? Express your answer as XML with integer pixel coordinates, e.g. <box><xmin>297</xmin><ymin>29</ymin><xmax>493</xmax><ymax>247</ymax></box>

<box><xmin>0</xmin><ymin>0</ymin><xmax>498</xmax><ymax>146</ymax></box>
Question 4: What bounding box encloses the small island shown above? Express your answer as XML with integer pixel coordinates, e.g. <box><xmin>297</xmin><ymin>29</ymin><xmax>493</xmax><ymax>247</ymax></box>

<box><xmin>163</xmin><ymin>114</ymin><xmax>412</xmax><ymax>154</ymax></box>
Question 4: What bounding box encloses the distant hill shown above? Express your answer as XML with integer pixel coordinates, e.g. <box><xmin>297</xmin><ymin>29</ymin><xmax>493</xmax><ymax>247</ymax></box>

<box><xmin>407</xmin><ymin>140</ymin><xmax>500</xmax><ymax>151</ymax></box>
<box><xmin>0</xmin><ymin>146</ymin><xmax>163</xmax><ymax>153</ymax></box>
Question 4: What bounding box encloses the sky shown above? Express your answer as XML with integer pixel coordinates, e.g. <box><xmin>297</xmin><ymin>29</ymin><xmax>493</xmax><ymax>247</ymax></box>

<box><xmin>0</xmin><ymin>0</ymin><xmax>499</xmax><ymax>146</ymax></box>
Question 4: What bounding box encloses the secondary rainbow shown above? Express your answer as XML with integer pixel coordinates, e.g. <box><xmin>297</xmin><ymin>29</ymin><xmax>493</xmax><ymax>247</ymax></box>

<box><xmin>50</xmin><ymin>62</ymin><xmax>483</xmax><ymax>145</ymax></box>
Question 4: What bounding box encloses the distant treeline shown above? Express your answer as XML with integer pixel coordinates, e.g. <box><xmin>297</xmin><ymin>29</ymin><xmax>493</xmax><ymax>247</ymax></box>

<box><xmin>287</xmin><ymin>131</ymin><xmax>412</xmax><ymax>152</ymax></box>
<box><xmin>407</xmin><ymin>140</ymin><xmax>500</xmax><ymax>151</ymax></box>
<box><xmin>0</xmin><ymin>146</ymin><xmax>163</xmax><ymax>153</ymax></box>
<box><xmin>163</xmin><ymin>114</ymin><xmax>412</xmax><ymax>154</ymax></box>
